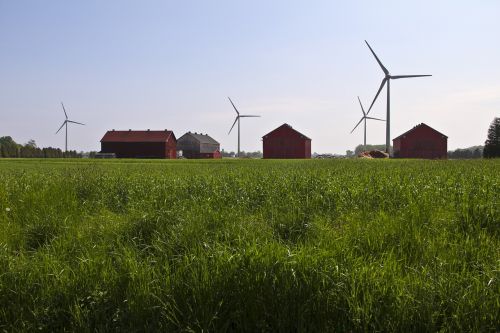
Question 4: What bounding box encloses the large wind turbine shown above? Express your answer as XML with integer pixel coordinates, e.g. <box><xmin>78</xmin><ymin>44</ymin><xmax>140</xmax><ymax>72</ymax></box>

<box><xmin>365</xmin><ymin>40</ymin><xmax>431</xmax><ymax>154</ymax></box>
<box><xmin>227</xmin><ymin>97</ymin><xmax>260</xmax><ymax>157</ymax></box>
<box><xmin>55</xmin><ymin>102</ymin><xmax>85</xmax><ymax>152</ymax></box>
<box><xmin>351</xmin><ymin>96</ymin><xmax>385</xmax><ymax>152</ymax></box>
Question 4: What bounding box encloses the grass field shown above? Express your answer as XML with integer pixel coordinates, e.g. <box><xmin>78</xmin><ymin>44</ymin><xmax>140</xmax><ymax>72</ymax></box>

<box><xmin>0</xmin><ymin>158</ymin><xmax>498</xmax><ymax>332</ymax></box>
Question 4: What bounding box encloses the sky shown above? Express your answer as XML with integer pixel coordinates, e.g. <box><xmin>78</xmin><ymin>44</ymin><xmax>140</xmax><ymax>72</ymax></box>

<box><xmin>1</xmin><ymin>0</ymin><xmax>499</xmax><ymax>154</ymax></box>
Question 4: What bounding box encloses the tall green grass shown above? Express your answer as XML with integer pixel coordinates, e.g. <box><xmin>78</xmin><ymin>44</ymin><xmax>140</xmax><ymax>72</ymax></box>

<box><xmin>0</xmin><ymin>158</ymin><xmax>498</xmax><ymax>332</ymax></box>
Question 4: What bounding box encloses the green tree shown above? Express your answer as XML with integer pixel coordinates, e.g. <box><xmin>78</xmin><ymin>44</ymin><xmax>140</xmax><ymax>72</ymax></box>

<box><xmin>26</xmin><ymin>139</ymin><xmax>37</xmax><ymax>148</ymax></box>
<box><xmin>0</xmin><ymin>136</ymin><xmax>20</xmax><ymax>157</ymax></box>
<box><xmin>483</xmin><ymin>117</ymin><xmax>500</xmax><ymax>158</ymax></box>
<box><xmin>354</xmin><ymin>144</ymin><xmax>392</xmax><ymax>155</ymax></box>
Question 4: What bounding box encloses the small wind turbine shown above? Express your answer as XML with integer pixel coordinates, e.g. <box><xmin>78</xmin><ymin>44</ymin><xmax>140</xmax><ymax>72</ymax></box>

<box><xmin>351</xmin><ymin>96</ymin><xmax>385</xmax><ymax>152</ymax></box>
<box><xmin>227</xmin><ymin>97</ymin><xmax>260</xmax><ymax>157</ymax></box>
<box><xmin>365</xmin><ymin>40</ymin><xmax>431</xmax><ymax>154</ymax></box>
<box><xmin>55</xmin><ymin>102</ymin><xmax>85</xmax><ymax>152</ymax></box>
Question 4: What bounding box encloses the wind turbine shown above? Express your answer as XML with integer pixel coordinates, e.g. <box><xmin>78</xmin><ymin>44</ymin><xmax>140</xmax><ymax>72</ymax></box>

<box><xmin>351</xmin><ymin>96</ymin><xmax>385</xmax><ymax>152</ymax></box>
<box><xmin>55</xmin><ymin>102</ymin><xmax>85</xmax><ymax>153</ymax></box>
<box><xmin>365</xmin><ymin>40</ymin><xmax>431</xmax><ymax>154</ymax></box>
<box><xmin>227</xmin><ymin>97</ymin><xmax>260</xmax><ymax>157</ymax></box>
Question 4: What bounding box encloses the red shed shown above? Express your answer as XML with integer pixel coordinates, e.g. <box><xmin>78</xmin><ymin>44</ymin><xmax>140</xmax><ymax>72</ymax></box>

<box><xmin>263</xmin><ymin>123</ymin><xmax>311</xmax><ymax>159</ymax></box>
<box><xmin>100</xmin><ymin>129</ymin><xmax>177</xmax><ymax>159</ymax></box>
<box><xmin>393</xmin><ymin>123</ymin><xmax>447</xmax><ymax>159</ymax></box>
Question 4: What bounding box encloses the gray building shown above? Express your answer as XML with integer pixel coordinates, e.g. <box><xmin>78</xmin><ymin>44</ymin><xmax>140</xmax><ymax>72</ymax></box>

<box><xmin>177</xmin><ymin>132</ymin><xmax>221</xmax><ymax>159</ymax></box>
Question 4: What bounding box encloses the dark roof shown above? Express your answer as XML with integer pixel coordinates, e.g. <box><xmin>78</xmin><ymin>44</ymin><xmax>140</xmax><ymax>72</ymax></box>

<box><xmin>393</xmin><ymin>123</ymin><xmax>448</xmax><ymax>141</ymax></box>
<box><xmin>181</xmin><ymin>132</ymin><xmax>219</xmax><ymax>145</ymax></box>
<box><xmin>263</xmin><ymin>123</ymin><xmax>311</xmax><ymax>140</ymax></box>
<box><xmin>101</xmin><ymin>130</ymin><xmax>175</xmax><ymax>143</ymax></box>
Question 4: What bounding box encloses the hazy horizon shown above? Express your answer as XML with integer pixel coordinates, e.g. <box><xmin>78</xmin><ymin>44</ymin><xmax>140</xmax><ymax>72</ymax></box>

<box><xmin>1</xmin><ymin>1</ymin><xmax>499</xmax><ymax>154</ymax></box>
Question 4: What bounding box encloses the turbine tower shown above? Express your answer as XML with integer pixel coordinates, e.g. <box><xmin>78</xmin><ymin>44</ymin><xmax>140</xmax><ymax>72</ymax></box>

<box><xmin>56</xmin><ymin>102</ymin><xmax>85</xmax><ymax>153</ymax></box>
<box><xmin>351</xmin><ymin>96</ymin><xmax>385</xmax><ymax>152</ymax></box>
<box><xmin>365</xmin><ymin>40</ymin><xmax>431</xmax><ymax>154</ymax></box>
<box><xmin>228</xmin><ymin>97</ymin><xmax>260</xmax><ymax>157</ymax></box>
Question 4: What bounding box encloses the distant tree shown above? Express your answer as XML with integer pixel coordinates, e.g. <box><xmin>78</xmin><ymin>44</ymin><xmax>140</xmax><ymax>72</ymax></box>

<box><xmin>62</xmin><ymin>150</ymin><xmax>80</xmax><ymax>158</ymax></box>
<box><xmin>26</xmin><ymin>139</ymin><xmax>37</xmax><ymax>148</ymax></box>
<box><xmin>19</xmin><ymin>139</ymin><xmax>45</xmax><ymax>158</ymax></box>
<box><xmin>43</xmin><ymin>147</ymin><xmax>64</xmax><ymax>158</ymax></box>
<box><xmin>0</xmin><ymin>136</ymin><xmax>20</xmax><ymax>157</ymax></box>
<box><xmin>1</xmin><ymin>142</ymin><xmax>10</xmax><ymax>157</ymax></box>
<box><xmin>483</xmin><ymin>117</ymin><xmax>500</xmax><ymax>158</ymax></box>
<box><xmin>345</xmin><ymin>150</ymin><xmax>354</xmax><ymax>158</ymax></box>
<box><xmin>21</xmin><ymin>141</ymin><xmax>35</xmax><ymax>157</ymax></box>
<box><xmin>354</xmin><ymin>144</ymin><xmax>392</xmax><ymax>155</ymax></box>
<box><xmin>447</xmin><ymin>146</ymin><xmax>483</xmax><ymax>159</ymax></box>
<box><xmin>221</xmin><ymin>150</ymin><xmax>232</xmax><ymax>157</ymax></box>
<box><xmin>232</xmin><ymin>150</ymin><xmax>259</xmax><ymax>158</ymax></box>
<box><xmin>221</xmin><ymin>150</ymin><xmax>238</xmax><ymax>158</ymax></box>
<box><xmin>241</xmin><ymin>151</ymin><xmax>262</xmax><ymax>158</ymax></box>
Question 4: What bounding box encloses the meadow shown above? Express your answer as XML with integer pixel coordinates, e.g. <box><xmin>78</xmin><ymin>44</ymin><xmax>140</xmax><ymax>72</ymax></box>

<box><xmin>0</xmin><ymin>158</ymin><xmax>498</xmax><ymax>332</ymax></box>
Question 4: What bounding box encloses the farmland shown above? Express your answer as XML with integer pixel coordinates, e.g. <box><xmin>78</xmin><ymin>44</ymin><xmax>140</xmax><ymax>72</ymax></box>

<box><xmin>0</xmin><ymin>159</ymin><xmax>498</xmax><ymax>332</ymax></box>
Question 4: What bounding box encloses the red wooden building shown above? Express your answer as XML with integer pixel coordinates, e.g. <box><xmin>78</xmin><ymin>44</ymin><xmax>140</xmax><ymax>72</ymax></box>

<box><xmin>262</xmin><ymin>123</ymin><xmax>311</xmax><ymax>159</ymax></box>
<box><xmin>176</xmin><ymin>132</ymin><xmax>222</xmax><ymax>159</ymax></box>
<box><xmin>393</xmin><ymin>123</ymin><xmax>447</xmax><ymax>159</ymax></box>
<box><xmin>100</xmin><ymin>130</ymin><xmax>177</xmax><ymax>158</ymax></box>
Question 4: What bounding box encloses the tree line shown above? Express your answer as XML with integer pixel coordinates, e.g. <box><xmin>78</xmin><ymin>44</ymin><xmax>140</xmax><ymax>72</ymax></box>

<box><xmin>221</xmin><ymin>150</ymin><xmax>263</xmax><ymax>158</ymax></box>
<box><xmin>0</xmin><ymin>136</ymin><xmax>81</xmax><ymax>158</ymax></box>
<box><xmin>448</xmin><ymin>146</ymin><xmax>483</xmax><ymax>159</ymax></box>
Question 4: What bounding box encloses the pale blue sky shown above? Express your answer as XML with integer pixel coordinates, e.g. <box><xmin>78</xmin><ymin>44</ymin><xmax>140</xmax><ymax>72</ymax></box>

<box><xmin>1</xmin><ymin>0</ymin><xmax>499</xmax><ymax>153</ymax></box>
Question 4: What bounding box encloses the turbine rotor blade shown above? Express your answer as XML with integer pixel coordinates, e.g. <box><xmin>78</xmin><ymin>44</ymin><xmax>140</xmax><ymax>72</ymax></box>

<box><xmin>239</xmin><ymin>115</ymin><xmax>260</xmax><ymax>118</ymax></box>
<box><xmin>390</xmin><ymin>74</ymin><xmax>432</xmax><ymax>79</ymax></box>
<box><xmin>67</xmin><ymin>120</ymin><xmax>85</xmax><ymax>125</ymax></box>
<box><xmin>350</xmin><ymin>118</ymin><xmax>364</xmax><ymax>134</ymax></box>
<box><xmin>228</xmin><ymin>97</ymin><xmax>239</xmax><ymax>115</ymax></box>
<box><xmin>365</xmin><ymin>40</ymin><xmax>389</xmax><ymax>75</ymax></box>
<box><xmin>228</xmin><ymin>117</ymin><xmax>238</xmax><ymax>134</ymax></box>
<box><xmin>61</xmin><ymin>102</ymin><xmax>68</xmax><ymax>119</ymax></box>
<box><xmin>367</xmin><ymin>78</ymin><xmax>387</xmax><ymax>114</ymax></box>
<box><xmin>365</xmin><ymin>116</ymin><xmax>385</xmax><ymax>121</ymax></box>
<box><xmin>55</xmin><ymin>121</ymin><xmax>67</xmax><ymax>134</ymax></box>
<box><xmin>357</xmin><ymin>96</ymin><xmax>366</xmax><ymax>116</ymax></box>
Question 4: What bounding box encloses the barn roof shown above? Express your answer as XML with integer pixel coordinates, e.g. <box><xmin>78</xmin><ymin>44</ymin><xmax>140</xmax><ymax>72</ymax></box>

<box><xmin>393</xmin><ymin>123</ymin><xmax>448</xmax><ymax>141</ymax></box>
<box><xmin>181</xmin><ymin>132</ymin><xmax>220</xmax><ymax>145</ymax></box>
<box><xmin>263</xmin><ymin>123</ymin><xmax>311</xmax><ymax>140</ymax></box>
<box><xmin>101</xmin><ymin>130</ymin><xmax>175</xmax><ymax>143</ymax></box>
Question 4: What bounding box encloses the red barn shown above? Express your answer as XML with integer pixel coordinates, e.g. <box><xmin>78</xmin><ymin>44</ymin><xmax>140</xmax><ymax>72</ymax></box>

<box><xmin>393</xmin><ymin>123</ymin><xmax>447</xmax><ymax>159</ymax></box>
<box><xmin>263</xmin><ymin>123</ymin><xmax>311</xmax><ymax>159</ymax></box>
<box><xmin>100</xmin><ymin>129</ymin><xmax>177</xmax><ymax>159</ymax></box>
